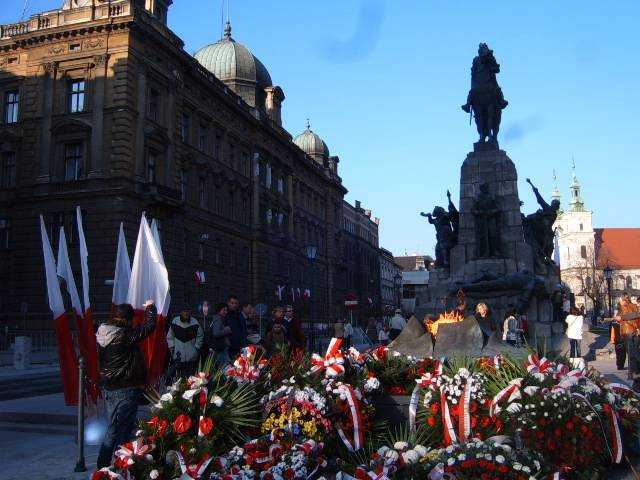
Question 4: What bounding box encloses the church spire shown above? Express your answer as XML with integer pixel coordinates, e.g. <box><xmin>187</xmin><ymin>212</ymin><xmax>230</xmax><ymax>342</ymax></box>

<box><xmin>552</xmin><ymin>169</ymin><xmax>561</xmax><ymax>204</ymax></box>
<box><xmin>569</xmin><ymin>158</ymin><xmax>585</xmax><ymax>212</ymax></box>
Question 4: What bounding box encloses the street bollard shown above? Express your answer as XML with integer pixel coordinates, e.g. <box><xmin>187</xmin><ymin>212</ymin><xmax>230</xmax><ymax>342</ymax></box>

<box><xmin>74</xmin><ymin>356</ymin><xmax>87</xmax><ymax>473</ymax></box>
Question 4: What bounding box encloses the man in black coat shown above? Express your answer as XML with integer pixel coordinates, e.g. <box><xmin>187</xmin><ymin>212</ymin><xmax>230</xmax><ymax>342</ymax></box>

<box><xmin>96</xmin><ymin>301</ymin><xmax>156</xmax><ymax>468</ymax></box>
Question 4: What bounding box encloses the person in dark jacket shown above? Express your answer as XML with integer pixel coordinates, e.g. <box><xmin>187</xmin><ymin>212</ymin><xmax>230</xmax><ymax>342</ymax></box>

<box><xmin>474</xmin><ymin>302</ymin><xmax>494</xmax><ymax>348</ymax></box>
<box><xmin>96</xmin><ymin>300</ymin><xmax>156</xmax><ymax>469</ymax></box>
<box><xmin>227</xmin><ymin>295</ymin><xmax>246</xmax><ymax>357</ymax></box>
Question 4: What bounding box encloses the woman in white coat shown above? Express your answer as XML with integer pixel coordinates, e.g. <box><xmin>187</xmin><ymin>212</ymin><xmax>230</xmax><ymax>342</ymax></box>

<box><xmin>565</xmin><ymin>306</ymin><xmax>584</xmax><ymax>359</ymax></box>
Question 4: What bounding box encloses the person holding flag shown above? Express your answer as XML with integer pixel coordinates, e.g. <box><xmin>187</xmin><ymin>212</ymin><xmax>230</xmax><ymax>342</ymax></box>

<box><xmin>96</xmin><ymin>300</ymin><xmax>157</xmax><ymax>469</ymax></box>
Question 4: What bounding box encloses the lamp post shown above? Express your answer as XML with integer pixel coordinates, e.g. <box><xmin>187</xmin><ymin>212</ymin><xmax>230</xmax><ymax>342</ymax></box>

<box><xmin>394</xmin><ymin>272</ymin><xmax>402</xmax><ymax>310</ymax></box>
<box><xmin>603</xmin><ymin>265</ymin><xmax>613</xmax><ymax>318</ymax></box>
<box><xmin>305</xmin><ymin>245</ymin><xmax>318</xmax><ymax>352</ymax></box>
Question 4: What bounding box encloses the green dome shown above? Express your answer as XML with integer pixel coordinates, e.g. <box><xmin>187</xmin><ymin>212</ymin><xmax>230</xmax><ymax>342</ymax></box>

<box><xmin>294</xmin><ymin>122</ymin><xmax>330</xmax><ymax>159</ymax></box>
<box><xmin>194</xmin><ymin>22</ymin><xmax>272</xmax><ymax>93</ymax></box>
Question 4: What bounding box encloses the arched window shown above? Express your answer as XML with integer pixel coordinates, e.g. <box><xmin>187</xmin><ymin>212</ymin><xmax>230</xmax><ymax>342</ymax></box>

<box><xmin>627</xmin><ymin>276</ymin><xmax>634</xmax><ymax>290</ymax></box>
<box><xmin>580</xmin><ymin>245</ymin><xmax>587</xmax><ymax>259</ymax></box>
<box><xmin>579</xmin><ymin>223</ymin><xmax>584</xmax><ymax>231</ymax></box>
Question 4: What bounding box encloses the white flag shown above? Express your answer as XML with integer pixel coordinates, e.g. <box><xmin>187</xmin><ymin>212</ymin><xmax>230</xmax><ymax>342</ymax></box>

<box><xmin>76</xmin><ymin>207</ymin><xmax>90</xmax><ymax>313</ymax></box>
<box><xmin>40</xmin><ymin>216</ymin><xmax>65</xmax><ymax>319</ymax></box>
<box><xmin>57</xmin><ymin>226</ymin><xmax>83</xmax><ymax>316</ymax></box>
<box><xmin>151</xmin><ymin>219</ymin><xmax>164</xmax><ymax>263</ymax></box>
<box><xmin>127</xmin><ymin>214</ymin><xmax>170</xmax><ymax>316</ymax></box>
<box><xmin>112</xmin><ymin>222</ymin><xmax>131</xmax><ymax>305</ymax></box>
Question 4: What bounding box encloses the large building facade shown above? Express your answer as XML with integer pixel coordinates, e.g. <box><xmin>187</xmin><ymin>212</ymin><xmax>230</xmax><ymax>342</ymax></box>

<box><xmin>0</xmin><ymin>0</ymin><xmax>348</xmax><ymax>328</ymax></box>
<box><xmin>334</xmin><ymin>200</ymin><xmax>381</xmax><ymax>324</ymax></box>
<box><xmin>379</xmin><ymin>248</ymin><xmax>402</xmax><ymax>312</ymax></box>
<box><xmin>553</xmin><ymin>167</ymin><xmax>640</xmax><ymax>316</ymax></box>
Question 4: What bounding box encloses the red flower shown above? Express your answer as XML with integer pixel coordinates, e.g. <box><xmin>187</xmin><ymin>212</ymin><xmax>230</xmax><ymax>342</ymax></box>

<box><xmin>480</xmin><ymin>416</ymin><xmax>492</xmax><ymax>428</ymax></box>
<box><xmin>431</xmin><ymin>403</ymin><xmax>440</xmax><ymax>414</ymax></box>
<box><xmin>199</xmin><ymin>391</ymin><xmax>207</xmax><ymax>409</ymax></box>
<box><xmin>427</xmin><ymin>415</ymin><xmax>437</xmax><ymax>427</ymax></box>
<box><xmin>199</xmin><ymin>416</ymin><xmax>214</xmax><ymax>436</ymax></box>
<box><xmin>148</xmin><ymin>416</ymin><xmax>168</xmax><ymax>437</ymax></box>
<box><xmin>283</xmin><ymin>469</ymin><xmax>295</xmax><ymax>480</ymax></box>
<box><xmin>173</xmin><ymin>414</ymin><xmax>193</xmax><ymax>435</ymax></box>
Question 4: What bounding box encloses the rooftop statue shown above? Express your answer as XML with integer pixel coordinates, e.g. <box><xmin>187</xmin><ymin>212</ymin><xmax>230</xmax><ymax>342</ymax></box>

<box><xmin>461</xmin><ymin>43</ymin><xmax>508</xmax><ymax>147</ymax></box>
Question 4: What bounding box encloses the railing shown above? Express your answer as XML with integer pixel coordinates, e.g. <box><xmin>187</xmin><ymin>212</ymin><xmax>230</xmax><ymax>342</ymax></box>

<box><xmin>0</xmin><ymin>328</ymin><xmax>78</xmax><ymax>354</ymax></box>
<box><xmin>1</xmin><ymin>21</ymin><xmax>29</xmax><ymax>38</ymax></box>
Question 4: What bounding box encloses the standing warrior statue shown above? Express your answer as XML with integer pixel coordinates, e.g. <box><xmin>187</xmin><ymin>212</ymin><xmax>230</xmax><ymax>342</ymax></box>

<box><xmin>462</xmin><ymin>43</ymin><xmax>508</xmax><ymax>146</ymax></box>
<box><xmin>523</xmin><ymin>178</ymin><xmax>561</xmax><ymax>266</ymax></box>
<box><xmin>421</xmin><ymin>200</ymin><xmax>457</xmax><ymax>268</ymax></box>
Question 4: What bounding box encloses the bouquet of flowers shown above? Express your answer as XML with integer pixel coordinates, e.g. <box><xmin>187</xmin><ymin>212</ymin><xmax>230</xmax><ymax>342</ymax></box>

<box><xmin>364</xmin><ymin>348</ymin><xmax>441</xmax><ymax>396</ymax></box>
<box><xmin>424</xmin><ymin>438</ymin><xmax>543</xmax><ymax>480</ymax></box>
<box><xmin>414</xmin><ymin>367</ymin><xmax>504</xmax><ymax>446</ymax></box>
<box><xmin>225</xmin><ymin>345</ymin><xmax>269</xmax><ymax>385</ymax></box>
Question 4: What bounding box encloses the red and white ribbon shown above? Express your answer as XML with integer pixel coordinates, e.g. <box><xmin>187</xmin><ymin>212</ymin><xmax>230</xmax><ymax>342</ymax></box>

<box><xmin>369</xmin><ymin>345</ymin><xmax>389</xmax><ymax>362</ymax></box>
<box><xmin>525</xmin><ymin>354</ymin><xmax>552</xmax><ymax>380</ymax></box>
<box><xmin>458</xmin><ymin>379</ymin><xmax>472</xmax><ymax>441</ymax></box>
<box><xmin>335</xmin><ymin>384</ymin><xmax>364</xmax><ymax>451</ymax></box>
<box><xmin>114</xmin><ymin>438</ymin><xmax>154</xmax><ymax>467</ymax></box>
<box><xmin>489</xmin><ymin>378</ymin><xmax>523</xmax><ymax>417</ymax></box>
<box><xmin>310</xmin><ymin>338</ymin><xmax>345</xmax><ymax>378</ymax></box>
<box><xmin>225</xmin><ymin>345</ymin><xmax>268</xmax><ymax>383</ymax></box>
<box><xmin>182</xmin><ymin>372</ymin><xmax>210</xmax><ymax>403</ymax></box>
<box><xmin>604</xmin><ymin>404</ymin><xmax>623</xmax><ymax>464</ymax></box>
<box><xmin>172</xmin><ymin>451</ymin><xmax>213</xmax><ymax>479</ymax></box>
<box><xmin>348</xmin><ymin>347</ymin><xmax>366</xmax><ymax>366</ymax></box>
<box><xmin>608</xmin><ymin>382</ymin><xmax>638</xmax><ymax>397</ymax></box>
<box><xmin>441</xmin><ymin>392</ymin><xmax>457</xmax><ymax>446</ymax></box>
<box><xmin>409</xmin><ymin>372</ymin><xmax>439</xmax><ymax>431</ymax></box>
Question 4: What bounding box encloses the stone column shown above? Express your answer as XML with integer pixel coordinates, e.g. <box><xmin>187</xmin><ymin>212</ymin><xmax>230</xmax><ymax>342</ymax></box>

<box><xmin>134</xmin><ymin>66</ymin><xmax>146</xmax><ymax>180</ymax></box>
<box><xmin>37</xmin><ymin>62</ymin><xmax>56</xmax><ymax>182</ymax></box>
<box><xmin>90</xmin><ymin>54</ymin><xmax>108</xmax><ymax>177</ymax></box>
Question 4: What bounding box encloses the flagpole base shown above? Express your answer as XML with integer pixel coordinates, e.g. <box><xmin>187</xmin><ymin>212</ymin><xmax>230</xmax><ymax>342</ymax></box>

<box><xmin>74</xmin><ymin>459</ymin><xmax>86</xmax><ymax>473</ymax></box>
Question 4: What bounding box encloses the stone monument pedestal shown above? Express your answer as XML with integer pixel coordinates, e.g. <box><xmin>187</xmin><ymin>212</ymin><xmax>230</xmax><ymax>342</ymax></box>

<box><xmin>415</xmin><ymin>144</ymin><xmax>564</xmax><ymax>355</ymax></box>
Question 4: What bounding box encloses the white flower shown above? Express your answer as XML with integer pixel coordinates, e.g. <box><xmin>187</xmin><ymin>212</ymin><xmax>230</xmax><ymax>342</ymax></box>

<box><xmin>210</xmin><ymin>395</ymin><xmax>224</xmax><ymax>407</ymax></box>
<box><xmin>484</xmin><ymin>454</ymin><xmax>492</xmax><ymax>460</ymax></box>
<box><xmin>377</xmin><ymin>446</ymin><xmax>389</xmax><ymax>456</ymax></box>
<box><xmin>522</xmin><ymin>466</ymin><xmax>531</xmax><ymax>473</ymax></box>
<box><xmin>513</xmin><ymin>462</ymin><xmax>522</xmax><ymax>471</ymax></box>
<box><xmin>446</xmin><ymin>457</ymin><xmax>455</xmax><ymax>466</ymax></box>
<box><xmin>414</xmin><ymin>445</ymin><xmax>428</xmax><ymax>457</ymax></box>
<box><xmin>135</xmin><ymin>429</ymin><xmax>144</xmax><ymax>437</ymax></box>
<box><xmin>393</xmin><ymin>441</ymin><xmax>409</xmax><ymax>451</ymax></box>
<box><xmin>402</xmin><ymin>450</ymin><xmax>420</xmax><ymax>464</ymax></box>
<box><xmin>524</xmin><ymin>386</ymin><xmax>539</xmax><ymax>396</ymax></box>
<box><xmin>495</xmin><ymin>455</ymin><xmax>505</xmax><ymax>464</ymax></box>
<box><xmin>150</xmin><ymin>470</ymin><xmax>159</xmax><ymax>479</ymax></box>
<box><xmin>457</xmin><ymin>453</ymin><xmax>466</xmax><ymax>461</ymax></box>
<box><xmin>506</xmin><ymin>403</ymin><xmax>522</xmax><ymax>413</ymax></box>
<box><xmin>384</xmin><ymin>449</ymin><xmax>399</xmax><ymax>462</ymax></box>
<box><xmin>160</xmin><ymin>393</ymin><xmax>173</xmax><ymax>403</ymax></box>
<box><xmin>445</xmin><ymin>445</ymin><xmax>455</xmax><ymax>454</ymax></box>
<box><xmin>533</xmin><ymin>460</ymin><xmax>541</xmax><ymax>470</ymax></box>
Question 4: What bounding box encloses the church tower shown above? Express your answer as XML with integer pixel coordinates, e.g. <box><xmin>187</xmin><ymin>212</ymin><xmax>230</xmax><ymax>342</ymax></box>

<box><xmin>553</xmin><ymin>162</ymin><xmax>596</xmax><ymax>309</ymax></box>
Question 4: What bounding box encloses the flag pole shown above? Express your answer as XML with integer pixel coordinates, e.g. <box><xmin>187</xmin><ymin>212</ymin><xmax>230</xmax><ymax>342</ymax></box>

<box><xmin>74</xmin><ymin>356</ymin><xmax>86</xmax><ymax>472</ymax></box>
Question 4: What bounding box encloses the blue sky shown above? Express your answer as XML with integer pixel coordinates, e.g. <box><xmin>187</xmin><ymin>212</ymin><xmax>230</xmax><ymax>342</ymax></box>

<box><xmin>4</xmin><ymin>0</ymin><xmax>639</xmax><ymax>256</ymax></box>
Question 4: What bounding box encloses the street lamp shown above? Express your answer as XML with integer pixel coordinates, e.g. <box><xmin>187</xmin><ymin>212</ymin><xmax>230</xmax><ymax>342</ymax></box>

<box><xmin>603</xmin><ymin>265</ymin><xmax>614</xmax><ymax>318</ymax></box>
<box><xmin>394</xmin><ymin>272</ymin><xmax>402</xmax><ymax>309</ymax></box>
<box><xmin>305</xmin><ymin>245</ymin><xmax>318</xmax><ymax>351</ymax></box>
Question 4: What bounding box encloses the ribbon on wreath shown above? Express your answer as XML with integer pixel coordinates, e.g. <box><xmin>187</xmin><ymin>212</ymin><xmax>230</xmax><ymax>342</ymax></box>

<box><xmin>347</xmin><ymin>347</ymin><xmax>366</xmax><ymax>366</ymax></box>
<box><xmin>92</xmin><ymin>468</ymin><xmax>127</xmax><ymax>480</ymax></box>
<box><xmin>310</xmin><ymin>338</ymin><xmax>345</xmax><ymax>378</ymax></box>
<box><xmin>428</xmin><ymin>463</ymin><xmax>458</xmax><ymax>480</ymax></box>
<box><xmin>608</xmin><ymin>382</ymin><xmax>639</xmax><ymax>397</ymax></box>
<box><xmin>182</xmin><ymin>372</ymin><xmax>210</xmax><ymax>404</ymax></box>
<box><xmin>369</xmin><ymin>345</ymin><xmax>389</xmax><ymax>362</ymax></box>
<box><xmin>525</xmin><ymin>354</ymin><xmax>553</xmax><ymax>381</ymax></box>
<box><xmin>604</xmin><ymin>404</ymin><xmax>623</xmax><ymax>464</ymax></box>
<box><xmin>354</xmin><ymin>461</ymin><xmax>397</xmax><ymax>480</ymax></box>
<box><xmin>409</xmin><ymin>372</ymin><xmax>439</xmax><ymax>431</ymax></box>
<box><xmin>335</xmin><ymin>384</ymin><xmax>364</xmax><ymax>452</ymax></box>
<box><xmin>489</xmin><ymin>378</ymin><xmax>523</xmax><ymax>417</ymax></box>
<box><xmin>168</xmin><ymin>451</ymin><xmax>213</xmax><ymax>480</ymax></box>
<box><xmin>114</xmin><ymin>438</ymin><xmax>154</xmax><ymax>468</ymax></box>
<box><xmin>441</xmin><ymin>391</ymin><xmax>457</xmax><ymax>446</ymax></box>
<box><xmin>225</xmin><ymin>345</ymin><xmax>268</xmax><ymax>383</ymax></box>
<box><xmin>458</xmin><ymin>379</ymin><xmax>472</xmax><ymax>441</ymax></box>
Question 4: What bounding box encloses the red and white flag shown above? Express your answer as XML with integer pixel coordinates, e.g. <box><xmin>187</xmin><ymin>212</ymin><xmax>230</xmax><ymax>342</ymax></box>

<box><xmin>127</xmin><ymin>214</ymin><xmax>170</xmax><ymax>384</ymax></box>
<box><xmin>40</xmin><ymin>216</ymin><xmax>78</xmax><ymax>405</ymax></box>
<box><xmin>112</xmin><ymin>222</ymin><xmax>131</xmax><ymax>305</ymax></box>
<box><xmin>56</xmin><ymin>227</ymin><xmax>83</xmax><ymax>316</ymax></box>
<box><xmin>75</xmin><ymin>207</ymin><xmax>100</xmax><ymax>401</ymax></box>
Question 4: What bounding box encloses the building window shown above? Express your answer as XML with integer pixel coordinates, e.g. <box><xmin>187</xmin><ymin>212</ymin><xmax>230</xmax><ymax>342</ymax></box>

<box><xmin>1</xmin><ymin>151</ymin><xmax>16</xmax><ymax>188</ymax></box>
<box><xmin>199</xmin><ymin>124</ymin><xmax>208</xmax><ymax>152</ymax></box>
<box><xmin>242</xmin><ymin>197</ymin><xmax>248</xmax><ymax>224</ymax></box>
<box><xmin>181</xmin><ymin>113</ymin><xmax>191</xmax><ymax>143</ymax></box>
<box><xmin>579</xmin><ymin>223</ymin><xmax>584</xmax><ymax>231</ymax></box>
<box><xmin>198</xmin><ymin>177</ymin><xmax>206</xmax><ymax>208</ymax></box>
<box><xmin>580</xmin><ymin>245</ymin><xmax>587</xmax><ymax>259</ymax></box>
<box><xmin>146</xmin><ymin>150</ymin><xmax>157</xmax><ymax>183</ymax></box>
<box><xmin>627</xmin><ymin>276</ymin><xmax>634</xmax><ymax>290</ymax></box>
<box><xmin>180</xmin><ymin>169</ymin><xmax>188</xmax><ymax>201</ymax></box>
<box><xmin>148</xmin><ymin>88</ymin><xmax>160</xmax><ymax>121</ymax></box>
<box><xmin>229</xmin><ymin>189</ymin><xmax>235</xmax><ymax>219</ymax></box>
<box><xmin>0</xmin><ymin>218</ymin><xmax>9</xmax><ymax>249</ymax></box>
<box><xmin>241</xmin><ymin>151</ymin><xmax>249</xmax><ymax>176</ymax></box>
<box><xmin>64</xmin><ymin>143</ymin><xmax>83</xmax><ymax>181</ymax></box>
<box><xmin>277</xmin><ymin>176</ymin><xmax>284</xmax><ymax>194</ymax></box>
<box><xmin>214</xmin><ymin>133</ymin><xmax>221</xmax><ymax>160</ymax></box>
<box><xmin>68</xmin><ymin>79</ymin><xmax>86</xmax><ymax>113</ymax></box>
<box><xmin>198</xmin><ymin>242</ymin><xmax>204</xmax><ymax>262</ymax></box>
<box><xmin>265</xmin><ymin>163</ymin><xmax>272</xmax><ymax>188</ymax></box>
<box><xmin>4</xmin><ymin>90</ymin><xmax>19</xmax><ymax>124</ymax></box>
<box><xmin>228</xmin><ymin>143</ymin><xmax>235</xmax><ymax>169</ymax></box>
